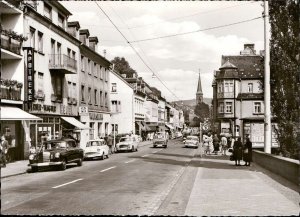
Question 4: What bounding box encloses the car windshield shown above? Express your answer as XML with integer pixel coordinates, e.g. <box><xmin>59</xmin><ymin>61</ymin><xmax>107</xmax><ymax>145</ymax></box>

<box><xmin>187</xmin><ymin>137</ymin><xmax>198</xmax><ymax>141</ymax></box>
<box><xmin>44</xmin><ymin>142</ymin><xmax>67</xmax><ymax>150</ymax></box>
<box><xmin>86</xmin><ymin>141</ymin><xmax>100</xmax><ymax>147</ymax></box>
<box><xmin>119</xmin><ymin>137</ymin><xmax>132</xmax><ymax>142</ymax></box>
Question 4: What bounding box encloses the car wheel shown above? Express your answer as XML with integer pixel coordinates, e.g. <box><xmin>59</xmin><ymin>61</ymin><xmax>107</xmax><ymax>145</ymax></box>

<box><xmin>131</xmin><ymin>147</ymin><xmax>135</xmax><ymax>152</ymax></box>
<box><xmin>106</xmin><ymin>153</ymin><xmax>109</xmax><ymax>158</ymax></box>
<box><xmin>101</xmin><ymin>152</ymin><xmax>105</xmax><ymax>160</ymax></box>
<box><xmin>136</xmin><ymin>146</ymin><xmax>138</xmax><ymax>152</ymax></box>
<box><xmin>31</xmin><ymin>166</ymin><xmax>38</xmax><ymax>173</ymax></box>
<box><xmin>77</xmin><ymin>158</ymin><xmax>83</xmax><ymax>166</ymax></box>
<box><xmin>164</xmin><ymin>145</ymin><xmax>167</xmax><ymax>148</ymax></box>
<box><xmin>61</xmin><ymin>159</ymin><xmax>67</xmax><ymax>171</ymax></box>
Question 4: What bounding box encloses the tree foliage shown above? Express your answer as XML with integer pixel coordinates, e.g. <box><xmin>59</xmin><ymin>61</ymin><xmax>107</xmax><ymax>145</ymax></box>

<box><xmin>194</xmin><ymin>102</ymin><xmax>209</xmax><ymax>124</ymax></box>
<box><xmin>269</xmin><ymin>0</ymin><xmax>299</xmax><ymax>159</ymax></box>
<box><xmin>111</xmin><ymin>57</ymin><xmax>136</xmax><ymax>75</ymax></box>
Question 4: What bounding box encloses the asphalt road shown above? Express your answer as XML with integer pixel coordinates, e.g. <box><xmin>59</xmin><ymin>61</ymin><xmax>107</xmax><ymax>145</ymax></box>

<box><xmin>1</xmin><ymin>138</ymin><xmax>201</xmax><ymax>215</ymax></box>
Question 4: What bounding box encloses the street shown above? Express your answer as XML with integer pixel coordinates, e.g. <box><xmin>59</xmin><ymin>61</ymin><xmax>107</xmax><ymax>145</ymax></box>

<box><xmin>1</xmin><ymin>139</ymin><xmax>299</xmax><ymax>216</ymax></box>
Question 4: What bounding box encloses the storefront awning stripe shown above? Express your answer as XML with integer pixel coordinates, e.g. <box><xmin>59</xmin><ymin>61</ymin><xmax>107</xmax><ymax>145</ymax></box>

<box><xmin>61</xmin><ymin>117</ymin><xmax>89</xmax><ymax>129</ymax></box>
<box><xmin>165</xmin><ymin>124</ymin><xmax>174</xmax><ymax>130</ymax></box>
<box><xmin>143</xmin><ymin>122</ymin><xmax>151</xmax><ymax>131</ymax></box>
<box><xmin>136</xmin><ymin>121</ymin><xmax>144</xmax><ymax>130</ymax></box>
<box><xmin>0</xmin><ymin>106</ymin><xmax>41</xmax><ymax>120</ymax></box>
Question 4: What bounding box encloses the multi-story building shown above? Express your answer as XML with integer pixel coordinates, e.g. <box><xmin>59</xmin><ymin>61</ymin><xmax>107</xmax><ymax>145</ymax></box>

<box><xmin>151</xmin><ymin>87</ymin><xmax>166</xmax><ymax>132</ymax></box>
<box><xmin>109</xmin><ymin>69</ymin><xmax>134</xmax><ymax>135</ymax></box>
<box><xmin>1</xmin><ymin>0</ymin><xmax>41</xmax><ymax>161</ymax></box>
<box><xmin>212</xmin><ymin>44</ymin><xmax>278</xmax><ymax>148</ymax></box>
<box><xmin>144</xmin><ymin>82</ymin><xmax>159</xmax><ymax>132</ymax></box>
<box><xmin>78</xmin><ymin>29</ymin><xmax>111</xmax><ymax>147</ymax></box>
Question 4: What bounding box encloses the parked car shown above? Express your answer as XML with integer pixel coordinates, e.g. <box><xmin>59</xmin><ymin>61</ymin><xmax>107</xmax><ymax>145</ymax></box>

<box><xmin>28</xmin><ymin>138</ymin><xmax>84</xmax><ymax>172</ymax></box>
<box><xmin>115</xmin><ymin>136</ymin><xmax>139</xmax><ymax>152</ymax></box>
<box><xmin>153</xmin><ymin>132</ymin><xmax>168</xmax><ymax>148</ymax></box>
<box><xmin>84</xmin><ymin>139</ymin><xmax>109</xmax><ymax>160</ymax></box>
<box><xmin>184</xmin><ymin>136</ymin><xmax>199</xmax><ymax>149</ymax></box>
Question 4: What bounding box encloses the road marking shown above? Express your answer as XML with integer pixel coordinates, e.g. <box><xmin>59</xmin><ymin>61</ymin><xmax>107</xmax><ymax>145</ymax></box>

<box><xmin>152</xmin><ymin>151</ymin><xmax>158</xmax><ymax>153</ymax></box>
<box><xmin>142</xmin><ymin>154</ymin><xmax>150</xmax><ymax>157</ymax></box>
<box><xmin>52</xmin><ymin>178</ymin><xmax>83</xmax><ymax>189</ymax></box>
<box><xmin>125</xmin><ymin>160</ymin><xmax>135</xmax><ymax>164</ymax></box>
<box><xmin>100</xmin><ymin>166</ymin><xmax>116</xmax><ymax>172</ymax></box>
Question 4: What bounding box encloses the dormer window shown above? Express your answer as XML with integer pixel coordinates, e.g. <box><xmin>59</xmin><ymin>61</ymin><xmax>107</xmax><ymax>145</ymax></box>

<box><xmin>58</xmin><ymin>14</ymin><xmax>65</xmax><ymax>29</ymax></box>
<box><xmin>248</xmin><ymin>83</ymin><xmax>253</xmax><ymax>93</ymax></box>
<box><xmin>44</xmin><ymin>3</ymin><xmax>52</xmax><ymax>20</ymax></box>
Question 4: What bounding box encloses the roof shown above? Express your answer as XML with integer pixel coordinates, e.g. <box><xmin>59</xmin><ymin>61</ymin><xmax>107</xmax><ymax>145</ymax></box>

<box><xmin>196</xmin><ymin>73</ymin><xmax>203</xmax><ymax>94</ymax></box>
<box><xmin>219</xmin><ymin>59</ymin><xmax>237</xmax><ymax>69</ymax></box>
<box><xmin>221</xmin><ymin>55</ymin><xmax>264</xmax><ymax>79</ymax></box>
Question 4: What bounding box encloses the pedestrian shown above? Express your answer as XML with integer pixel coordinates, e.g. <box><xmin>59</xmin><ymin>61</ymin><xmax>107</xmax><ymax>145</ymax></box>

<box><xmin>203</xmin><ymin>133</ymin><xmax>209</xmax><ymax>155</ymax></box>
<box><xmin>233</xmin><ymin>137</ymin><xmax>243</xmax><ymax>166</ymax></box>
<box><xmin>0</xmin><ymin>135</ymin><xmax>9</xmax><ymax>167</ymax></box>
<box><xmin>107</xmin><ymin>135</ymin><xmax>113</xmax><ymax>155</ymax></box>
<box><xmin>220</xmin><ymin>135</ymin><xmax>228</xmax><ymax>155</ymax></box>
<box><xmin>243</xmin><ymin>137</ymin><xmax>252</xmax><ymax>166</ymax></box>
<box><xmin>212</xmin><ymin>133</ymin><xmax>220</xmax><ymax>155</ymax></box>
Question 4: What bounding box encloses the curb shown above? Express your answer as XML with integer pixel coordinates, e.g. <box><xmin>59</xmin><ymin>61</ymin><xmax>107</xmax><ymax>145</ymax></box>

<box><xmin>1</xmin><ymin>170</ymin><xmax>29</xmax><ymax>179</ymax></box>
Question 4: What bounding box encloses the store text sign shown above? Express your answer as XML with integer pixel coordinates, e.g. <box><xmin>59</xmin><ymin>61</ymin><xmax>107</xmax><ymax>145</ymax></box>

<box><xmin>25</xmin><ymin>47</ymin><xmax>34</xmax><ymax>102</ymax></box>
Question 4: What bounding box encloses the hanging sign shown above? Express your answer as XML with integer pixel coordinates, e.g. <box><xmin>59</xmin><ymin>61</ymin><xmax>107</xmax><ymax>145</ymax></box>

<box><xmin>24</xmin><ymin>47</ymin><xmax>35</xmax><ymax>102</ymax></box>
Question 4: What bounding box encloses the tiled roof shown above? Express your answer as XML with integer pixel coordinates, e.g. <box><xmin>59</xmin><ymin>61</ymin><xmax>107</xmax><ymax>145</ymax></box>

<box><xmin>219</xmin><ymin>59</ymin><xmax>237</xmax><ymax>69</ymax></box>
<box><xmin>221</xmin><ymin>55</ymin><xmax>264</xmax><ymax>79</ymax></box>
<box><xmin>237</xmin><ymin>93</ymin><xmax>264</xmax><ymax>100</ymax></box>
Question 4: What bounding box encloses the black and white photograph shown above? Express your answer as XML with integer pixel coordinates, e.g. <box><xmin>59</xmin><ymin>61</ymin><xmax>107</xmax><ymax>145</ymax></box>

<box><xmin>0</xmin><ymin>0</ymin><xmax>299</xmax><ymax>216</ymax></box>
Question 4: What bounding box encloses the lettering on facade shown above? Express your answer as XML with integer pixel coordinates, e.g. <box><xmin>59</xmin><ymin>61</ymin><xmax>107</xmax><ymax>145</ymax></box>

<box><xmin>89</xmin><ymin>112</ymin><xmax>103</xmax><ymax>120</ymax></box>
<box><xmin>60</xmin><ymin>105</ymin><xmax>76</xmax><ymax>116</ymax></box>
<box><xmin>31</xmin><ymin>104</ymin><xmax>57</xmax><ymax>113</ymax></box>
<box><xmin>25</xmin><ymin>47</ymin><xmax>34</xmax><ymax>102</ymax></box>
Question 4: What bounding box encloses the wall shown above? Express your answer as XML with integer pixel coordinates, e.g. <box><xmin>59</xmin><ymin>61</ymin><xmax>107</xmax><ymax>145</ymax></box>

<box><xmin>241</xmin><ymin>80</ymin><xmax>262</xmax><ymax>93</ymax></box>
<box><xmin>252</xmin><ymin>150</ymin><xmax>299</xmax><ymax>185</ymax></box>
<box><xmin>240</xmin><ymin>100</ymin><xmax>264</xmax><ymax>118</ymax></box>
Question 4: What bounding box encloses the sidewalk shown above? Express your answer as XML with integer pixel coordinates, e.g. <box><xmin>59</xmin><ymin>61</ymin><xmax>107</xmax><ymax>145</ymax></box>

<box><xmin>184</xmin><ymin>155</ymin><xmax>299</xmax><ymax>216</ymax></box>
<box><xmin>1</xmin><ymin>140</ymin><xmax>153</xmax><ymax>179</ymax></box>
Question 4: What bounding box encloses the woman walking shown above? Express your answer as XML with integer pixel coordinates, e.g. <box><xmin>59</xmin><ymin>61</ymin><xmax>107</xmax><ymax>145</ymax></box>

<box><xmin>233</xmin><ymin>137</ymin><xmax>243</xmax><ymax>166</ymax></box>
<box><xmin>243</xmin><ymin>137</ymin><xmax>252</xmax><ymax>166</ymax></box>
<box><xmin>212</xmin><ymin>134</ymin><xmax>220</xmax><ymax>155</ymax></box>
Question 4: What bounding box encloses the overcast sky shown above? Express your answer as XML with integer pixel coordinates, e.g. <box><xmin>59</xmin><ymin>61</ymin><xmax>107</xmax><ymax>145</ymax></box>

<box><xmin>61</xmin><ymin>1</ymin><xmax>265</xmax><ymax>102</ymax></box>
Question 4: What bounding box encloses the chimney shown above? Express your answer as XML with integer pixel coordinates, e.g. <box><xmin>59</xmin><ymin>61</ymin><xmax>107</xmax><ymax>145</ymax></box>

<box><xmin>79</xmin><ymin>29</ymin><xmax>90</xmax><ymax>46</ymax></box>
<box><xmin>89</xmin><ymin>36</ymin><xmax>98</xmax><ymax>52</ymax></box>
<box><xmin>67</xmin><ymin>21</ymin><xmax>80</xmax><ymax>39</ymax></box>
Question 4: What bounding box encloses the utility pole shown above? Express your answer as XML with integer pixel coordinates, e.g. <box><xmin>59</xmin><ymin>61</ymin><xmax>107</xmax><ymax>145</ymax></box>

<box><xmin>263</xmin><ymin>0</ymin><xmax>271</xmax><ymax>153</ymax></box>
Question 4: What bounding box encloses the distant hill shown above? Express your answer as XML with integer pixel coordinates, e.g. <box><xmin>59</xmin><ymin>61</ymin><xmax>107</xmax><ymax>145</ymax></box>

<box><xmin>173</xmin><ymin>98</ymin><xmax>212</xmax><ymax>107</ymax></box>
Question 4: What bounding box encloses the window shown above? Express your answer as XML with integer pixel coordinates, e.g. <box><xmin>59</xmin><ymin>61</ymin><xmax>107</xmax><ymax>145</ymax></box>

<box><xmin>81</xmin><ymin>56</ymin><xmax>84</xmax><ymax>71</ymax></box>
<box><xmin>29</xmin><ymin>27</ymin><xmax>35</xmax><ymax>48</ymax></box>
<box><xmin>254</xmin><ymin>102</ymin><xmax>262</xmax><ymax>114</ymax></box>
<box><xmin>219</xmin><ymin>102</ymin><xmax>224</xmax><ymax>113</ymax></box>
<box><xmin>248</xmin><ymin>83</ymin><xmax>253</xmax><ymax>93</ymax></box>
<box><xmin>58</xmin><ymin>14</ymin><xmax>64</xmax><ymax>29</ymax></box>
<box><xmin>111</xmin><ymin>83</ymin><xmax>117</xmax><ymax>92</ymax></box>
<box><xmin>88</xmin><ymin>59</ymin><xmax>91</xmax><ymax>74</ymax></box>
<box><xmin>224</xmin><ymin>81</ymin><xmax>233</xmax><ymax>92</ymax></box>
<box><xmin>68</xmin><ymin>81</ymin><xmax>72</xmax><ymax>98</ymax></box>
<box><xmin>100</xmin><ymin>91</ymin><xmax>103</xmax><ymax>106</ymax></box>
<box><xmin>94</xmin><ymin>89</ymin><xmax>98</xmax><ymax>105</ymax></box>
<box><xmin>105</xmin><ymin>69</ymin><xmax>108</xmax><ymax>82</ymax></box>
<box><xmin>37</xmin><ymin>31</ymin><xmax>43</xmax><ymax>52</ymax></box>
<box><xmin>44</xmin><ymin>3</ymin><xmax>52</xmax><ymax>20</ymax></box>
<box><xmin>100</xmin><ymin>66</ymin><xmax>104</xmax><ymax>80</ymax></box>
<box><xmin>67</xmin><ymin>48</ymin><xmax>71</xmax><ymax>57</ymax></box>
<box><xmin>81</xmin><ymin>85</ymin><xmax>85</xmax><ymax>102</ymax></box>
<box><xmin>218</xmin><ymin>82</ymin><xmax>223</xmax><ymax>93</ymax></box>
<box><xmin>94</xmin><ymin>63</ymin><xmax>97</xmax><ymax>77</ymax></box>
<box><xmin>38</xmin><ymin>72</ymin><xmax>43</xmax><ymax>91</ymax></box>
<box><xmin>105</xmin><ymin>92</ymin><xmax>108</xmax><ymax>107</ymax></box>
<box><xmin>57</xmin><ymin>42</ymin><xmax>61</xmax><ymax>64</ymax></box>
<box><xmin>88</xmin><ymin>87</ymin><xmax>92</xmax><ymax>104</ymax></box>
<box><xmin>52</xmin><ymin>75</ymin><xmax>63</xmax><ymax>100</ymax></box>
<box><xmin>73</xmin><ymin>83</ymin><xmax>77</xmax><ymax>99</ymax></box>
<box><xmin>50</xmin><ymin>39</ymin><xmax>55</xmax><ymax>64</ymax></box>
<box><xmin>225</xmin><ymin>102</ymin><xmax>232</xmax><ymax>113</ymax></box>
<box><xmin>89</xmin><ymin>122</ymin><xmax>94</xmax><ymax>140</ymax></box>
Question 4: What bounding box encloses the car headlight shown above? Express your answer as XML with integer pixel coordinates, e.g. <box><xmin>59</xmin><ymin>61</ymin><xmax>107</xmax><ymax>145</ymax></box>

<box><xmin>29</xmin><ymin>154</ymin><xmax>34</xmax><ymax>160</ymax></box>
<box><xmin>54</xmin><ymin>152</ymin><xmax>60</xmax><ymax>158</ymax></box>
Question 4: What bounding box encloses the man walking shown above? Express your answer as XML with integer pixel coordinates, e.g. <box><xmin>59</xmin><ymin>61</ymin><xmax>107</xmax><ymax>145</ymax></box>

<box><xmin>107</xmin><ymin>135</ymin><xmax>114</xmax><ymax>155</ymax></box>
<box><xmin>0</xmin><ymin>135</ymin><xmax>9</xmax><ymax>167</ymax></box>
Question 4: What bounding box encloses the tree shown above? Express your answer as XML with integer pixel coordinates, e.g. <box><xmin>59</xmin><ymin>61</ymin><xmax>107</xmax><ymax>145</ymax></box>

<box><xmin>269</xmin><ymin>0</ymin><xmax>299</xmax><ymax>159</ymax></box>
<box><xmin>111</xmin><ymin>57</ymin><xmax>136</xmax><ymax>76</ymax></box>
<box><xmin>194</xmin><ymin>102</ymin><xmax>209</xmax><ymax>124</ymax></box>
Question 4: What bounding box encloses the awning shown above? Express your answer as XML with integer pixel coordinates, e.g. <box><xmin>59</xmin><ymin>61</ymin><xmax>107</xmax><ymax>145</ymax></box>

<box><xmin>0</xmin><ymin>106</ymin><xmax>41</xmax><ymax>120</ymax></box>
<box><xmin>61</xmin><ymin>117</ymin><xmax>89</xmax><ymax>130</ymax></box>
<box><xmin>142</xmin><ymin>122</ymin><xmax>151</xmax><ymax>131</ymax></box>
<box><xmin>165</xmin><ymin>123</ymin><xmax>174</xmax><ymax>130</ymax></box>
<box><xmin>136</xmin><ymin>121</ymin><xmax>144</xmax><ymax>130</ymax></box>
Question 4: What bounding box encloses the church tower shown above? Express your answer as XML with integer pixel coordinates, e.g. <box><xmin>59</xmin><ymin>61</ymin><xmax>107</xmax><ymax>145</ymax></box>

<box><xmin>196</xmin><ymin>71</ymin><xmax>203</xmax><ymax>104</ymax></box>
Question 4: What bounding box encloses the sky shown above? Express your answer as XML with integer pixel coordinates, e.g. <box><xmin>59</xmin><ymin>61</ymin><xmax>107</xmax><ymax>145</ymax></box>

<box><xmin>60</xmin><ymin>1</ymin><xmax>265</xmax><ymax>102</ymax></box>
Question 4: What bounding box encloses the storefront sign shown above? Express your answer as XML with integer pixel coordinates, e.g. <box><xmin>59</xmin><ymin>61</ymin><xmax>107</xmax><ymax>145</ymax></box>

<box><xmin>31</xmin><ymin>103</ymin><xmax>57</xmax><ymax>113</ymax></box>
<box><xmin>24</xmin><ymin>47</ymin><xmax>34</xmax><ymax>102</ymax></box>
<box><xmin>79</xmin><ymin>106</ymin><xmax>88</xmax><ymax>115</ymax></box>
<box><xmin>89</xmin><ymin>112</ymin><xmax>103</xmax><ymax>120</ymax></box>
<box><xmin>60</xmin><ymin>105</ymin><xmax>77</xmax><ymax>116</ymax></box>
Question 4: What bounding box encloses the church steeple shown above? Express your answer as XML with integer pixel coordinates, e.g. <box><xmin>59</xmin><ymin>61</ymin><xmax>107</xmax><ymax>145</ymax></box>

<box><xmin>196</xmin><ymin>70</ymin><xmax>203</xmax><ymax>104</ymax></box>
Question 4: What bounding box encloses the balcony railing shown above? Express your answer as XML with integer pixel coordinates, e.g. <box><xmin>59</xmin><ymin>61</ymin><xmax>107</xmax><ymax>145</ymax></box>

<box><xmin>49</xmin><ymin>54</ymin><xmax>77</xmax><ymax>74</ymax></box>
<box><xmin>217</xmin><ymin>92</ymin><xmax>235</xmax><ymax>98</ymax></box>
<box><xmin>1</xmin><ymin>32</ymin><xmax>22</xmax><ymax>56</ymax></box>
<box><xmin>0</xmin><ymin>80</ymin><xmax>23</xmax><ymax>101</ymax></box>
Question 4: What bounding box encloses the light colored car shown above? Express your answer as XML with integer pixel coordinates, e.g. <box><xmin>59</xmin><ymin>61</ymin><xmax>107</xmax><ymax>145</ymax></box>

<box><xmin>175</xmin><ymin>131</ymin><xmax>183</xmax><ymax>138</ymax></box>
<box><xmin>84</xmin><ymin>139</ymin><xmax>109</xmax><ymax>160</ymax></box>
<box><xmin>116</xmin><ymin>136</ymin><xmax>139</xmax><ymax>152</ymax></box>
<box><xmin>153</xmin><ymin>132</ymin><xmax>168</xmax><ymax>148</ymax></box>
<box><xmin>184</xmin><ymin>136</ymin><xmax>199</xmax><ymax>149</ymax></box>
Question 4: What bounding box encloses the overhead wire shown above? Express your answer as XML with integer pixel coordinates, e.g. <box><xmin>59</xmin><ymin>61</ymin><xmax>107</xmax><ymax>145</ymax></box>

<box><xmin>94</xmin><ymin>2</ymin><xmax>181</xmax><ymax>101</ymax></box>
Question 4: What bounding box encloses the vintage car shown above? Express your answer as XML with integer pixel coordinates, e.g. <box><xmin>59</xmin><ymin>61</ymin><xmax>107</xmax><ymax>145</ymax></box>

<box><xmin>28</xmin><ymin>138</ymin><xmax>84</xmax><ymax>172</ymax></box>
<box><xmin>153</xmin><ymin>132</ymin><xmax>168</xmax><ymax>148</ymax></box>
<box><xmin>115</xmin><ymin>136</ymin><xmax>139</xmax><ymax>152</ymax></box>
<box><xmin>184</xmin><ymin>136</ymin><xmax>200</xmax><ymax>149</ymax></box>
<box><xmin>84</xmin><ymin>139</ymin><xmax>109</xmax><ymax>160</ymax></box>
<box><xmin>175</xmin><ymin>131</ymin><xmax>183</xmax><ymax>138</ymax></box>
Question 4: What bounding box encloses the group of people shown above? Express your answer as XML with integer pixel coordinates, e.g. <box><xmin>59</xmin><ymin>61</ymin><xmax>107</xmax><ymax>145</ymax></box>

<box><xmin>202</xmin><ymin>132</ymin><xmax>252</xmax><ymax>166</ymax></box>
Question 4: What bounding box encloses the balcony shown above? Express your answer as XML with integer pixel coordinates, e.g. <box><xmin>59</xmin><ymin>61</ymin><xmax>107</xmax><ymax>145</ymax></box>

<box><xmin>49</xmin><ymin>54</ymin><xmax>77</xmax><ymax>74</ymax></box>
<box><xmin>217</xmin><ymin>92</ymin><xmax>235</xmax><ymax>99</ymax></box>
<box><xmin>1</xmin><ymin>30</ymin><xmax>24</xmax><ymax>59</ymax></box>
<box><xmin>217</xmin><ymin>112</ymin><xmax>235</xmax><ymax>119</ymax></box>
<box><xmin>0</xmin><ymin>0</ymin><xmax>23</xmax><ymax>14</ymax></box>
<box><xmin>0</xmin><ymin>79</ymin><xmax>23</xmax><ymax>101</ymax></box>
